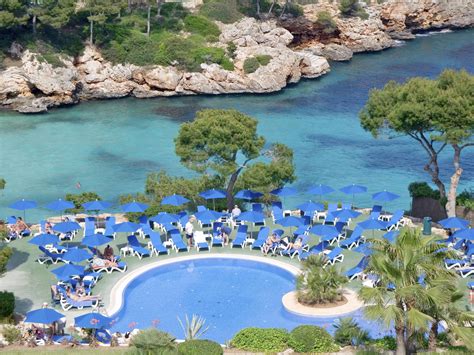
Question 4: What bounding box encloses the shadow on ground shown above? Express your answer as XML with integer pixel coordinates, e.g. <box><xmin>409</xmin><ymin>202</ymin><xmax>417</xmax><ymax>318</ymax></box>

<box><xmin>7</xmin><ymin>248</ymin><xmax>30</xmax><ymax>271</ymax></box>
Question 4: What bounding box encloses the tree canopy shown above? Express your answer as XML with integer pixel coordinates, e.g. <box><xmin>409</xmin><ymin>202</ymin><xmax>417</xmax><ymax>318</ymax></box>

<box><xmin>175</xmin><ymin>109</ymin><xmax>295</xmax><ymax>209</ymax></box>
<box><xmin>360</xmin><ymin>69</ymin><xmax>474</xmax><ymax>217</ymax></box>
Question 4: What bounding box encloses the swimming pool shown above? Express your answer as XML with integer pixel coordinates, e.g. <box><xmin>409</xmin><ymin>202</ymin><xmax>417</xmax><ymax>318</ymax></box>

<box><xmin>109</xmin><ymin>256</ymin><xmax>389</xmax><ymax>343</ymax></box>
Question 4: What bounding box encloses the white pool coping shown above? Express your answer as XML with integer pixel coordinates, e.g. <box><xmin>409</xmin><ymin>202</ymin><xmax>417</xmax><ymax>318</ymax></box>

<box><xmin>105</xmin><ymin>254</ymin><xmax>302</xmax><ymax>316</ymax></box>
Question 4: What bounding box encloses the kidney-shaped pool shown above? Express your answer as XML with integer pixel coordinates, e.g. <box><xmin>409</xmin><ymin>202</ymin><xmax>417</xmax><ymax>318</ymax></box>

<box><xmin>109</xmin><ymin>257</ymin><xmax>386</xmax><ymax>343</ymax></box>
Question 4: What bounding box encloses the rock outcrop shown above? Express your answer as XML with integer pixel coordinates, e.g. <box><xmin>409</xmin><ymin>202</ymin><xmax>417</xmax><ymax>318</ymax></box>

<box><xmin>0</xmin><ymin>0</ymin><xmax>472</xmax><ymax>113</ymax></box>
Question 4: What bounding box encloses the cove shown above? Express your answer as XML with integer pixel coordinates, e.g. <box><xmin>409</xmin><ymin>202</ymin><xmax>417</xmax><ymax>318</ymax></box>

<box><xmin>0</xmin><ymin>29</ymin><xmax>473</xmax><ymax>220</ymax></box>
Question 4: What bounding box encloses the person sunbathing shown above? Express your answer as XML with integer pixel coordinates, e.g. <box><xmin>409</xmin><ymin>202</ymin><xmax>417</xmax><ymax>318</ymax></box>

<box><xmin>66</xmin><ymin>288</ymin><xmax>100</xmax><ymax>302</ymax></box>
<box><xmin>14</xmin><ymin>217</ymin><xmax>30</xmax><ymax>234</ymax></box>
<box><xmin>262</xmin><ymin>233</ymin><xmax>280</xmax><ymax>255</ymax></box>
<box><xmin>285</xmin><ymin>236</ymin><xmax>303</xmax><ymax>251</ymax></box>
<box><xmin>91</xmin><ymin>255</ymin><xmax>117</xmax><ymax>270</ymax></box>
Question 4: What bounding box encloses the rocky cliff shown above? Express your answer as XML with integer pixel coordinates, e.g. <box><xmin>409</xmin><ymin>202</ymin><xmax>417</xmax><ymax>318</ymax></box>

<box><xmin>0</xmin><ymin>0</ymin><xmax>472</xmax><ymax>113</ymax></box>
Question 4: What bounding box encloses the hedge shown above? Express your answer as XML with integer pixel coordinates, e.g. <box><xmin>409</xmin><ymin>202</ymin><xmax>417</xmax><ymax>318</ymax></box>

<box><xmin>184</xmin><ymin>15</ymin><xmax>220</xmax><ymax>39</ymax></box>
<box><xmin>288</xmin><ymin>325</ymin><xmax>339</xmax><ymax>353</ymax></box>
<box><xmin>177</xmin><ymin>339</ymin><xmax>223</xmax><ymax>355</ymax></box>
<box><xmin>231</xmin><ymin>327</ymin><xmax>289</xmax><ymax>352</ymax></box>
<box><xmin>0</xmin><ymin>246</ymin><xmax>13</xmax><ymax>274</ymax></box>
<box><xmin>0</xmin><ymin>290</ymin><xmax>15</xmax><ymax>319</ymax></box>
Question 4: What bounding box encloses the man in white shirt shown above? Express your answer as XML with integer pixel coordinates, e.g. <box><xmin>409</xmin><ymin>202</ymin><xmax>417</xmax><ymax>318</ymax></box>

<box><xmin>231</xmin><ymin>205</ymin><xmax>241</xmax><ymax>219</ymax></box>
<box><xmin>185</xmin><ymin>216</ymin><xmax>195</xmax><ymax>247</ymax></box>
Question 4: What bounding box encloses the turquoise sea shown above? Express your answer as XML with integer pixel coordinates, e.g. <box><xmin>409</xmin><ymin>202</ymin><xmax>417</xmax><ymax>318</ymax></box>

<box><xmin>0</xmin><ymin>29</ymin><xmax>473</xmax><ymax>220</ymax></box>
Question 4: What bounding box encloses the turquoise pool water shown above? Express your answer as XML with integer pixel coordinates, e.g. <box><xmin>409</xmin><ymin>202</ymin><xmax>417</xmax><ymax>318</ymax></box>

<box><xmin>0</xmin><ymin>29</ymin><xmax>473</xmax><ymax>220</ymax></box>
<box><xmin>110</xmin><ymin>258</ymin><xmax>387</xmax><ymax>342</ymax></box>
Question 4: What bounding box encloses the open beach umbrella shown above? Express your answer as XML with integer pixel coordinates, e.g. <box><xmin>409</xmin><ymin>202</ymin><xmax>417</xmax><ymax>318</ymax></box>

<box><xmin>195</xmin><ymin>209</ymin><xmax>222</xmax><ymax>224</ymax></box>
<box><xmin>309</xmin><ymin>224</ymin><xmax>340</xmax><ymax>241</ymax></box>
<box><xmin>239</xmin><ymin>211</ymin><xmax>265</xmax><ymax>237</ymax></box>
<box><xmin>25</xmin><ymin>308</ymin><xmax>64</xmax><ymax>325</ymax></box>
<box><xmin>453</xmin><ymin>228</ymin><xmax>474</xmax><ymax>241</ymax></box>
<box><xmin>297</xmin><ymin>201</ymin><xmax>325</xmax><ymax>214</ymax></box>
<box><xmin>276</xmin><ymin>216</ymin><xmax>304</xmax><ymax>235</ymax></box>
<box><xmin>372</xmin><ymin>190</ymin><xmax>400</xmax><ymax>202</ymax></box>
<box><xmin>82</xmin><ymin>233</ymin><xmax>112</xmax><ymax>248</ymax></box>
<box><xmin>113</xmin><ymin>222</ymin><xmax>140</xmax><ymax>233</ymax></box>
<box><xmin>82</xmin><ymin>200</ymin><xmax>112</xmax><ymax>211</ymax></box>
<box><xmin>340</xmin><ymin>184</ymin><xmax>367</xmax><ymax>207</ymax></box>
<box><xmin>29</xmin><ymin>233</ymin><xmax>59</xmax><ymax>246</ymax></box>
<box><xmin>150</xmin><ymin>213</ymin><xmax>179</xmax><ymax>225</ymax></box>
<box><xmin>62</xmin><ymin>248</ymin><xmax>93</xmax><ymax>263</ymax></box>
<box><xmin>270</xmin><ymin>187</ymin><xmax>297</xmax><ymax>197</ymax></box>
<box><xmin>161</xmin><ymin>194</ymin><xmax>190</xmax><ymax>206</ymax></box>
<box><xmin>120</xmin><ymin>201</ymin><xmax>148</xmax><ymax>213</ymax></box>
<box><xmin>46</xmin><ymin>199</ymin><xmax>74</xmax><ymax>212</ymax></box>
<box><xmin>199</xmin><ymin>189</ymin><xmax>226</xmax><ymax>210</ymax></box>
<box><xmin>52</xmin><ymin>221</ymin><xmax>81</xmax><ymax>234</ymax></box>
<box><xmin>235</xmin><ymin>189</ymin><xmax>263</xmax><ymax>201</ymax></box>
<box><xmin>332</xmin><ymin>209</ymin><xmax>362</xmax><ymax>223</ymax></box>
<box><xmin>358</xmin><ymin>218</ymin><xmax>386</xmax><ymax>237</ymax></box>
<box><xmin>51</xmin><ymin>264</ymin><xmax>85</xmax><ymax>281</ymax></box>
<box><xmin>438</xmin><ymin>217</ymin><xmax>469</xmax><ymax>229</ymax></box>
<box><xmin>9</xmin><ymin>199</ymin><xmax>37</xmax><ymax>221</ymax></box>
<box><xmin>307</xmin><ymin>184</ymin><xmax>335</xmax><ymax>199</ymax></box>
<box><xmin>74</xmin><ymin>313</ymin><xmax>113</xmax><ymax>329</ymax></box>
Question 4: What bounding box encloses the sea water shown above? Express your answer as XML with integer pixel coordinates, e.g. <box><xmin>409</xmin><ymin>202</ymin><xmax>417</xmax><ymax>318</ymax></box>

<box><xmin>0</xmin><ymin>29</ymin><xmax>473</xmax><ymax>220</ymax></box>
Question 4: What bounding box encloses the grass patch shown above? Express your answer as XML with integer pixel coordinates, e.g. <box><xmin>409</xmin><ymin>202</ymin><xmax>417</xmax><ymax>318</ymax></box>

<box><xmin>199</xmin><ymin>0</ymin><xmax>243</xmax><ymax>24</ymax></box>
<box><xmin>184</xmin><ymin>15</ymin><xmax>220</xmax><ymax>39</ymax></box>
<box><xmin>256</xmin><ymin>54</ymin><xmax>272</xmax><ymax>66</ymax></box>
<box><xmin>243</xmin><ymin>55</ymin><xmax>272</xmax><ymax>74</ymax></box>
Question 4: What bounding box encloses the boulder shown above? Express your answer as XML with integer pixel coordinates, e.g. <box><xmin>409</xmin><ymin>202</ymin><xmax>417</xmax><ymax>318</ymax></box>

<box><xmin>143</xmin><ymin>66</ymin><xmax>183</xmax><ymax>90</ymax></box>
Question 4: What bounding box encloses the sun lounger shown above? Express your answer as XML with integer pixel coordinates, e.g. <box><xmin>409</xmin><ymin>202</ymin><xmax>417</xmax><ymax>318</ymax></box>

<box><xmin>193</xmin><ymin>231</ymin><xmax>210</xmax><ymax>251</ymax></box>
<box><xmin>37</xmin><ymin>246</ymin><xmax>65</xmax><ymax>264</ymax></box>
<box><xmin>91</xmin><ymin>260</ymin><xmax>127</xmax><ymax>274</ymax></box>
<box><xmin>169</xmin><ymin>229</ymin><xmax>188</xmax><ymax>252</ymax></box>
<box><xmin>324</xmin><ymin>247</ymin><xmax>344</xmax><ymax>267</ymax></box>
<box><xmin>383</xmin><ymin>210</ymin><xmax>405</xmax><ymax>231</ymax></box>
<box><xmin>298</xmin><ymin>241</ymin><xmax>328</xmax><ymax>261</ymax></box>
<box><xmin>60</xmin><ymin>295</ymin><xmax>99</xmax><ymax>311</ymax></box>
<box><xmin>250</xmin><ymin>227</ymin><xmax>270</xmax><ymax>250</ymax></box>
<box><xmin>210</xmin><ymin>222</ymin><xmax>224</xmax><ymax>247</ymax></box>
<box><xmin>280</xmin><ymin>235</ymin><xmax>310</xmax><ymax>258</ymax></box>
<box><xmin>371</xmin><ymin>205</ymin><xmax>382</xmax><ymax>214</ymax></box>
<box><xmin>127</xmin><ymin>235</ymin><xmax>150</xmax><ymax>259</ymax></box>
<box><xmin>468</xmin><ymin>281</ymin><xmax>474</xmax><ymax>290</ymax></box>
<box><xmin>345</xmin><ymin>256</ymin><xmax>370</xmax><ymax>280</ymax></box>
<box><xmin>102</xmin><ymin>216</ymin><xmax>116</xmax><ymax>239</ymax></box>
<box><xmin>271</xmin><ymin>207</ymin><xmax>284</xmax><ymax>223</ymax></box>
<box><xmin>340</xmin><ymin>226</ymin><xmax>365</xmax><ymax>249</ymax></box>
<box><xmin>458</xmin><ymin>267</ymin><xmax>474</xmax><ymax>278</ymax></box>
<box><xmin>231</xmin><ymin>225</ymin><xmax>249</xmax><ymax>248</ymax></box>
<box><xmin>444</xmin><ymin>258</ymin><xmax>470</xmax><ymax>270</ymax></box>
<box><xmin>147</xmin><ymin>230</ymin><xmax>170</xmax><ymax>256</ymax></box>
<box><xmin>83</xmin><ymin>217</ymin><xmax>96</xmax><ymax>237</ymax></box>
<box><xmin>324</xmin><ymin>212</ymin><xmax>336</xmax><ymax>225</ymax></box>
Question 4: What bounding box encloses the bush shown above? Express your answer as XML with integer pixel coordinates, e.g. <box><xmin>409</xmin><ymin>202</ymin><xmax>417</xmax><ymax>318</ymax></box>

<box><xmin>191</xmin><ymin>47</ymin><xmax>234</xmax><ymax>71</ymax></box>
<box><xmin>184</xmin><ymin>15</ymin><xmax>220</xmax><ymax>39</ymax></box>
<box><xmin>370</xmin><ymin>336</ymin><xmax>397</xmax><ymax>351</ymax></box>
<box><xmin>333</xmin><ymin>317</ymin><xmax>370</xmax><ymax>346</ymax></box>
<box><xmin>226</xmin><ymin>42</ymin><xmax>237</xmax><ymax>58</ymax></box>
<box><xmin>0</xmin><ymin>246</ymin><xmax>13</xmax><ymax>275</ymax></box>
<box><xmin>316</xmin><ymin>11</ymin><xmax>338</xmax><ymax>35</ymax></box>
<box><xmin>2</xmin><ymin>325</ymin><xmax>21</xmax><ymax>344</ymax></box>
<box><xmin>457</xmin><ymin>189</ymin><xmax>474</xmax><ymax>209</ymax></box>
<box><xmin>286</xmin><ymin>3</ymin><xmax>304</xmax><ymax>17</ymax></box>
<box><xmin>231</xmin><ymin>327</ymin><xmax>289</xmax><ymax>352</ymax></box>
<box><xmin>65</xmin><ymin>192</ymin><xmax>102</xmax><ymax>214</ymax></box>
<box><xmin>200</xmin><ymin>0</ymin><xmax>243</xmax><ymax>24</ymax></box>
<box><xmin>289</xmin><ymin>325</ymin><xmax>339</xmax><ymax>353</ymax></box>
<box><xmin>255</xmin><ymin>54</ymin><xmax>272</xmax><ymax>66</ymax></box>
<box><xmin>178</xmin><ymin>339</ymin><xmax>223</xmax><ymax>355</ymax></box>
<box><xmin>243</xmin><ymin>57</ymin><xmax>260</xmax><ymax>74</ymax></box>
<box><xmin>129</xmin><ymin>328</ymin><xmax>176</xmax><ymax>353</ymax></box>
<box><xmin>340</xmin><ymin>0</ymin><xmax>369</xmax><ymax>19</ymax></box>
<box><xmin>0</xmin><ymin>290</ymin><xmax>15</xmax><ymax>319</ymax></box>
<box><xmin>408</xmin><ymin>182</ymin><xmax>440</xmax><ymax>199</ymax></box>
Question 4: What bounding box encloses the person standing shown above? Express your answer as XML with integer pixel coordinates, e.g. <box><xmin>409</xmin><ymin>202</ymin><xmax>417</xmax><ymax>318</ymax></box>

<box><xmin>185</xmin><ymin>216</ymin><xmax>195</xmax><ymax>247</ymax></box>
<box><xmin>231</xmin><ymin>205</ymin><xmax>241</xmax><ymax>219</ymax></box>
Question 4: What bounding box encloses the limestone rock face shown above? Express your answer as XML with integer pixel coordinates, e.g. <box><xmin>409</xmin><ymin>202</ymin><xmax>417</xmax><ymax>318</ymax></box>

<box><xmin>143</xmin><ymin>67</ymin><xmax>182</xmax><ymax>91</ymax></box>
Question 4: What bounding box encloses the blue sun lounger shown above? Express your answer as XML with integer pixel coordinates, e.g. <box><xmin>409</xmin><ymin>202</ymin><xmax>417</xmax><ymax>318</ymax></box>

<box><xmin>231</xmin><ymin>225</ymin><xmax>248</xmax><ymax>248</ymax></box>
<box><xmin>383</xmin><ymin>210</ymin><xmax>405</xmax><ymax>231</ymax></box>
<box><xmin>37</xmin><ymin>246</ymin><xmax>65</xmax><ymax>264</ymax></box>
<box><xmin>127</xmin><ymin>235</ymin><xmax>150</xmax><ymax>259</ymax></box>
<box><xmin>324</xmin><ymin>247</ymin><xmax>344</xmax><ymax>267</ymax></box>
<box><xmin>444</xmin><ymin>258</ymin><xmax>470</xmax><ymax>270</ymax></box>
<box><xmin>60</xmin><ymin>294</ymin><xmax>99</xmax><ymax>311</ymax></box>
<box><xmin>298</xmin><ymin>241</ymin><xmax>328</xmax><ymax>261</ymax></box>
<box><xmin>250</xmin><ymin>227</ymin><xmax>270</xmax><ymax>250</ymax></box>
<box><xmin>211</xmin><ymin>222</ymin><xmax>224</xmax><ymax>247</ymax></box>
<box><xmin>169</xmin><ymin>229</ymin><xmax>188</xmax><ymax>252</ymax></box>
<box><xmin>104</xmin><ymin>216</ymin><xmax>116</xmax><ymax>239</ymax></box>
<box><xmin>340</xmin><ymin>226</ymin><xmax>365</xmax><ymax>250</ymax></box>
<box><xmin>83</xmin><ymin>217</ymin><xmax>96</xmax><ymax>237</ymax></box>
<box><xmin>346</xmin><ymin>256</ymin><xmax>370</xmax><ymax>280</ymax></box>
<box><xmin>147</xmin><ymin>230</ymin><xmax>169</xmax><ymax>256</ymax></box>
<box><xmin>281</xmin><ymin>234</ymin><xmax>310</xmax><ymax>258</ymax></box>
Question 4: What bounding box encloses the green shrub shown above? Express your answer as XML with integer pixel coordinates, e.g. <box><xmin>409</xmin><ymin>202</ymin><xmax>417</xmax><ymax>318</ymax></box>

<box><xmin>226</xmin><ymin>42</ymin><xmax>237</xmax><ymax>58</ymax></box>
<box><xmin>457</xmin><ymin>189</ymin><xmax>474</xmax><ymax>209</ymax></box>
<box><xmin>316</xmin><ymin>11</ymin><xmax>338</xmax><ymax>35</ymax></box>
<box><xmin>289</xmin><ymin>325</ymin><xmax>339</xmax><ymax>353</ymax></box>
<box><xmin>340</xmin><ymin>0</ymin><xmax>369</xmax><ymax>19</ymax></box>
<box><xmin>65</xmin><ymin>192</ymin><xmax>102</xmax><ymax>214</ymax></box>
<box><xmin>255</xmin><ymin>54</ymin><xmax>271</xmax><ymax>66</ymax></box>
<box><xmin>0</xmin><ymin>290</ymin><xmax>15</xmax><ymax>319</ymax></box>
<box><xmin>199</xmin><ymin>0</ymin><xmax>243</xmax><ymax>24</ymax></box>
<box><xmin>231</xmin><ymin>327</ymin><xmax>289</xmax><ymax>352</ymax></box>
<box><xmin>0</xmin><ymin>246</ymin><xmax>13</xmax><ymax>275</ymax></box>
<box><xmin>286</xmin><ymin>3</ymin><xmax>304</xmax><ymax>17</ymax></box>
<box><xmin>370</xmin><ymin>336</ymin><xmax>397</xmax><ymax>351</ymax></box>
<box><xmin>184</xmin><ymin>15</ymin><xmax>220</xmax><ymax>39</ymax></box>
<box><xmin>243</xmin><ymin>57</ymin><xmax>260</xmax><ymax>74</ymax></box>
<box><xmin>408</xmin><ymin>182</ymin><xmax>440</xmax><ymax>199</ymax></box>
<box><xmin>333</xmin><ymin>317</ymin><xmax>370</xmax><ymax>346</ymax></box>
<box><xmin>177</xmin><ymin>339</ymin><xmax>223</xmax><ymax>355</ymax></box>
<box><xmin>129</xmin><ymin>328</ymin><xmax>176</xmax><ymax>353</ymax></box>
<box><xmin>2</xmin><ymin>325</ymin><xmax>21</xmax><ymax>344</ymax></box>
